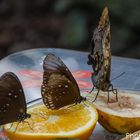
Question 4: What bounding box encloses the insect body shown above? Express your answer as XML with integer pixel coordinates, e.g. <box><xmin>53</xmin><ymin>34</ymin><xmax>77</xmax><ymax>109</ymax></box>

<box><xmin>87</xmin><ymin>7</ymin><xmax>118</xmax><ymax>102</ymax></box>
<box><xmin>41</xmin><ymin>53</ymin><xmax>86</xmax><ymax>110</ymax></box>
<box><xmin>0</xmin><ymin>72</ymin><xmax>31</xmax><ymax>125</ymax></box>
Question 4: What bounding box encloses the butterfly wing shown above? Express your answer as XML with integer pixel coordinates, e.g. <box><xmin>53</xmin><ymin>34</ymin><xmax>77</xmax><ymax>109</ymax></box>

<box><xmin>99</xmin><ymin>7</ymin><xmax>111</xmax><ymax>86</ymax></box>
<box><xmin>42</xmin><ymin>54</ymin><xmax>81</xmax><ymax>109</ymax></box>
<box><xmin>88</xmin><ymin>7</ymin><xmax>111</xmax><ymax>90</ymax></box>
<box><xmin>0</xmin><ymin>72</ymin><xmax>27</xmax><ymax>125</ymax></box>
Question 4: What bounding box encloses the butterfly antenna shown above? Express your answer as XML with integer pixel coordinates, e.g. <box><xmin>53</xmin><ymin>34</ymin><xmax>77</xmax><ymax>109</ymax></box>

<box><xmin>111</xmin><ymin>72</ymin><xmax>125</xmax><ymax>82</ymax></box>
<box><xmin>27</xmin><ymin>97</ymin><xmax>42</xmax><ymax>105</ymax></box>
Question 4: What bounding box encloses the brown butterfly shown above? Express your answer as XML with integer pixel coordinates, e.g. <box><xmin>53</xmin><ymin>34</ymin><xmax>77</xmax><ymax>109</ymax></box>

<box><xmin>41</xmin><ymin>53</ymin><xmax>86</xmax><ymax>110</ymax></box>
<box><xmin>87</xmin><ymin>7</ymin><xmax>118</xmax><ymax>102</ymax></box>
<box><xmin>0</xmin><ymin>72</ymin><xmax>31</xmax><ymax>125</ymax></box>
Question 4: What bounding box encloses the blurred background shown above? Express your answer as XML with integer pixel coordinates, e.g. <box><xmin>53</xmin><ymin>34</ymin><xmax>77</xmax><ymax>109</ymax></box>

<box><xmin>0</xmin><ymin>0</ymin><xmax>140</xmax><ymax>59</ymax></box>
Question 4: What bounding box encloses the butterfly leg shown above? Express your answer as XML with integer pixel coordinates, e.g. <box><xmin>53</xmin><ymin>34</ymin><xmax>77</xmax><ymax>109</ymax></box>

<box><xmin>107</xmin><ymin>84</ymin><xmax>118</xmax><ymax>102</ymax></box>
<box><xmin>85</xmin><ymin>87</ymin><xmax>95</xmax><ymax>101</ymax></box>
<box><xmin>8</xmin><ymin>123</ymin><xmax>14</xmax><ymax>130</ymax></box>
<box><xmin>23</xmin><ymin>121</ymin><xmax>34</xmax><ymax>131</ymax></box>
<box><xmin>107</xmin><ymin>90</ymin><xmax>110</xmax><ymax>103</ymax></box>
<box><xmin>110</xmin><ymin>84</ymin><xmax>118</xmax><ymax>102</ymax></box>
<box><xmin>85</xmin><ymin>86</ymin><xmax>95</xmax><ymax>100</ymax></box>
<box><xmin>13</xmin><ymin>122</ymin><xmax>20</xmax><ymax>133</ymax></box>
<box><xmin>92</xmin><ymin>89</ymin><xmax>100</xmax><ymax>102</ymax></box>
<box><xmin>88</xmin><ymin>73</ymin><xmax>95</xmax><ymax>93</ymax></box>
<box><xmin>39</xmin><ymin>112</ymin><xmax>47</xmax><ymax>120</ymax></box>
<box><xmin>31</xmin><ymin>112</ymin><xmax>46</xmax><ymax>120</ymax></box>
<box><xmin>113</xmin><ymin>89</ymin><xmax>118</xmax><ymax>102</ymax></box>
<box><xmin>88</xmin><ymin>87</ymin><xmax>94</xmax><ymax>94</ymax></box>
<box><xmin>7</xmin><ymin>122</ymin><xmax>19</xmax><ymax>133</ymax></box>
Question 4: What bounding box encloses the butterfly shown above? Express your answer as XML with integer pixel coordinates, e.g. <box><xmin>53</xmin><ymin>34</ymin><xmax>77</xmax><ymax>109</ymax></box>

<box><xmin>41</xmin><ymin>53</ymin><xmax>86</xmax><ymax>110</ymax></box>
<box><xmin>87</xmin><ymin>7</ymin><xmax>118</xmax><ymax>102</ymax></box>
<box><xmin>0</xmin><ymin>72</ymin><xmax>31</xmax><ymax>125</ymax></box>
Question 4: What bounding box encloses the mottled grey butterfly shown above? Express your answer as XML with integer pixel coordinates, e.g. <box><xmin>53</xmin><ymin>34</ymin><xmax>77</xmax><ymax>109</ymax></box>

<box><xmin>87</xmin><ymin>7</ymin><xmax>118</xmax><ymax>102</ymax></box>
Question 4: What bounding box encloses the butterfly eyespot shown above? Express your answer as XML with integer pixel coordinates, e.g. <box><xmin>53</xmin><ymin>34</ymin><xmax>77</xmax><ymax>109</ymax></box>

<box><xmin>19</xmin><ymin>89</ymin><xmax>22</xmax><ymax>92</ymax></box>
<box><xmin>50</xmin><ymin>104</ymin><xmax>54</xmax><ymax>107</ymax></box>
<box><xmin>43</xmin><ymin>78</ymin><xmax>47</xmax><ymax>81</ymax></box>
<box><xmin>42</xmin><ymin>85</ymin><xmax>45</xmax><ymax>88</ymax></box>
<box><xmin>48</xmin><ymin>99</ymin><xmax>52</xmax><ymax>102</ymax></box>
<box><xmin>8</xmin><ymin>93</ymin><xmax>12</xmax><ymax>96</ymax></box>
<box><xmin>14</xmin><ymin>95</ymin><xmax>18</xmax><ymax>98</ymax></box>
<box><xmin>42</xmin><ymin>88</ymin><xmax>46</xmax><ymax>92</ymax></box>
<box><xmin>42</xmin><ymin>92</ymin><xmax>45</xmax><ymax>95</ymax></box>
<box><xmin>65</xmin><ymin>85</ymin><xmax>68</xmax><ymax>88</ymax></box>
<box><xmin>6</xmin><ymin>104</ymin><xmax>10</xmax><ymax>107</ymax></box>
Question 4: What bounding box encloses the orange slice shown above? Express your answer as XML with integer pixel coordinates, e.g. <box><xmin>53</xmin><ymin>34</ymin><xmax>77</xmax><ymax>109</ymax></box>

<box><xmin>92</xmin><ymin>90</ymin><xmax>140</xmax><ymax>134</ymax></box>
<box><xmin>4</xmin><ymin>102</ymin><xmax>98</xmax><ymax>140</ymax></box>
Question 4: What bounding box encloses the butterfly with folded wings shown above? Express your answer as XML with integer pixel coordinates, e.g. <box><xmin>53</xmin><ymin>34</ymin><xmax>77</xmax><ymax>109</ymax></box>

<box><xmin>87</xmin><ymin>7</ymin><xmax>118</xmax><ymax>103</ymax></box>
<box><xmin>0</xmin><ymin>72</ymin><xmax>31</xmax><ymax>125</ymax></box>
<box><xmin>41</xmin><ymin>53</ymin><xmax>86</xmax><ymax>110</ymax></box>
